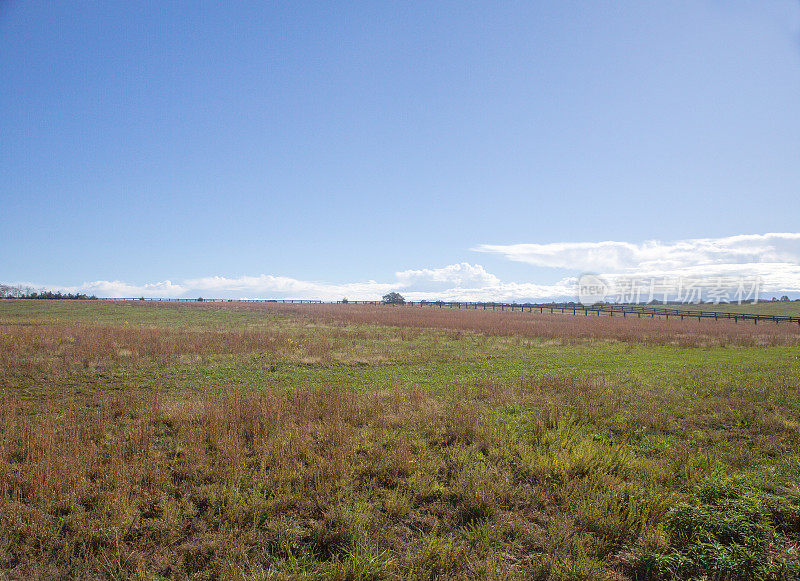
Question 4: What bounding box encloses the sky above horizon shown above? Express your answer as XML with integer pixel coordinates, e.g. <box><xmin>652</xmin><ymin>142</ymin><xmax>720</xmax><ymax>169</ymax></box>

<box><xmin>2</xmin><ymin>2</ymin><xmax>800</xmax><ymax>301</ymax></box>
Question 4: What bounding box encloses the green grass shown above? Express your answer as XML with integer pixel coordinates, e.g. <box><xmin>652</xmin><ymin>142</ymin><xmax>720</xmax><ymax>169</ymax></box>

<box><xmin>1</xmin><ymin>300</ymin><xmax>799</xmax><ymax>579</ymax></box>
<box><xmin>655</xmin><ymin>301</ymin><xmax>800</xmax><ymax>316</ymax></box>
<box><xmin>0</xmin><ymin>298</ymin><xmax>291</xmax><ymax>329</ymax></box>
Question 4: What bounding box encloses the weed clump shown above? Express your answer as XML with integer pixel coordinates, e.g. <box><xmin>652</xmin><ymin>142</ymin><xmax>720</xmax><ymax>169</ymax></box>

<box><xmin>651</xmin><ymin>475</ymin><xmax>799</xmax><ymax>580</ymax></box>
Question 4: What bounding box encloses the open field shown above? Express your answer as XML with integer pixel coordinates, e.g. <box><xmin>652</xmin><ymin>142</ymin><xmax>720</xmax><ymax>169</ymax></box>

<box><xmin>656</xmin><ymin>302</ymin><xmax>800</xmax><ymax>316</ymax></box>
<box><xmin>1</xmin><ymin>300</ymin><xmax>799</xmax><ymax>579</ymax></box>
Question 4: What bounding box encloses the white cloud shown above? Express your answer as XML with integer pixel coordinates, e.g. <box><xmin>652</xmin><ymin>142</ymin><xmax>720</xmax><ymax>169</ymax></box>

<box><xmin>12</xmin><ymin>233</ymin><xmax>800</xmax><ymax>302</ymax></box>
<box><xmin>475</xmin><ymin>233</ymin><xmax>800</xmax><ymax>271</ymax></box>
<box><xmin>22</xmin><ymin>264</ymin><xmax>574</xmax><ymax>303</ymax></box>
<box><xmin>401</xmin><ymin>279</ymin><xmax>577</xmax><ymax>303</ymax></box>
<box><xmin>181</xmin><ymin>274</ymin><xmax>396</xmax><ymax>299</ymax></box>
<box><xmin>42</xmin><ymin>279</ymin><xmax>189</xmax><ymax>299</ymax></box>
<box><xmin>395</xmin><ymin>263</ymin><xmax>500</xmax><ymax>291</ymax></box>
<box><xmin>474</xmin><ymin>233</ymin><xmax>800</xmax><ymax>293</ymax></box>
<box><xmin>67</xmin><ymin>275</ymin><xmax>397</xmax><ymax>301</ymax></box>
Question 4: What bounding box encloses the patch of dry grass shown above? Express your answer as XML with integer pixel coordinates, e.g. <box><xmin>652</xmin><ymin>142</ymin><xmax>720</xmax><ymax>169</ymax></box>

<box><xmin>0</xmin><ymin>301</ymin><xmax>798</xmax><ymax>579</ymax></box>
<box><xmin>99</xmin><ymin>300</ymin><xmax>800</xmax><ymax>347</ymax></box>
<box><xmin>1</xmin><ymin>372</ymin><xmax>798</xmax><ymax>578</ymax></box>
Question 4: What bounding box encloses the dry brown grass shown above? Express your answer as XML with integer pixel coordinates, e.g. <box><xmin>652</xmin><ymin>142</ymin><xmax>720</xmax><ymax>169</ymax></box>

<box><xmin>0</xmin><ymin>323</ymin><xmax>293</xmax><ymax>371</ymax></box>
<box><xmin>10</xmin><ymin>300</ymin><xmax>795</xmax><ymax>383</ymax></box>
<box><xmin>106</xmin><ymin>300</ymin><xmax>800</xmax><ymax>347</ymax></box>
<box><xmin>1</xmin><ymin>370</ymin><xmax>798</xmax><ymax>579</ymax></box>
<box><xmin>1</xmin><ymin>301</ymin><xmax>799</xmax><ymax>579</ymax></box>
<box><xmin>0</xmin><ymin>385</ymin><xmax>503</xmax><ymax>577</ymax></box>
<box><xmin>296</xmin><ymin>303</ymin><xmax>800</xmax><ymax>346</ymax></box>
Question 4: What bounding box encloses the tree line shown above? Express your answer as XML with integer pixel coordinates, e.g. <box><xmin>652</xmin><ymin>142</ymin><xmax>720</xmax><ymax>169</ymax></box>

<box><xmin>0</xmin><ymin>284</ymin><xmax>97</xmax><ymax>300</ymax></box>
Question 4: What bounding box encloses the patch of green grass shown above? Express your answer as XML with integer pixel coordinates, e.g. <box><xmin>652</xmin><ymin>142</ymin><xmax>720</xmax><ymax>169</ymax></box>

<box><xmin>657</xmin><ymin>301</ymin><xmax>800</xmax><ymax>316</ymax></box>
<box><xmin>650</xmin><ymin>475</ymin><xmax>799</xmax><ymax>579</ymax></box>
<box><xmin>2</xmin><ymin>300</ymin><xmax>800</xmax><ymax>578</ymax></box>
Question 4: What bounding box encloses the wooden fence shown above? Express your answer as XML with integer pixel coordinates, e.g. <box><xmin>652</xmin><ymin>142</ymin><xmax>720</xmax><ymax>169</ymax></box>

<box><xmin>404</xmin><ymin>301</ymin><xmax>800</xmax><ymax>325</ymax></box>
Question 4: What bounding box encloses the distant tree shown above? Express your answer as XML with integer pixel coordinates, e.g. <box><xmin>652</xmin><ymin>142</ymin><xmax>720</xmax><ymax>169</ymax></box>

<box><xmin>780</xmin><ymin>295</ymin><xmax>790</xmax><ymax>302</ymax></box>
<box><xmin>382</xmin><ymin>292</ymin><xmax>405</xmax><ymax>305</ymax></box>
<box><xmin>341</xmin><ymin>297</ymin><xmax>349</xmax><ymax>304</ymax></box>
<box><xmin>0</xmin><ymin>284</ymin><xmax>96</xmax><ymax>300</ymax></box>
<box><xmin>197</xmin><ymin>297</ymin><xmax>204</xmax><ymax>302</ymax></box>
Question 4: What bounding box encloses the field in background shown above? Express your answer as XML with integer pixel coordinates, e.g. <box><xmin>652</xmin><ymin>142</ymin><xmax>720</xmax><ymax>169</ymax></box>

<box><xmin>1</xmin><ymin>300</ymin><xmax>799</xmax><ymax>579</ymax></box>
<box><xmin>656</xmin><ymin>301</ymin><xmax>800</xmax><ymax>316</ymax></box>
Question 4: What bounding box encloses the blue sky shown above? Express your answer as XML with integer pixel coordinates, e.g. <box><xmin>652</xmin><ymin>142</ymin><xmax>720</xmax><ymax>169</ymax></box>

<box><xmin>2</xmin><ymin>1</ymin><xmax>800</xmax><ymax>300</ymax></box>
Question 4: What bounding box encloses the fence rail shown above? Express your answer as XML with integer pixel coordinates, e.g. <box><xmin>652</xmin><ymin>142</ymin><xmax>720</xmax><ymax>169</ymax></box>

<box><xmin>405</xmin><ymin>301</ymin><xmax>800</xmax><ymax>325</ymax></box>
<box><xmin>87</xmin><ymin>297</ymin><xmax>800</xmax><ymax>326</ymax></box>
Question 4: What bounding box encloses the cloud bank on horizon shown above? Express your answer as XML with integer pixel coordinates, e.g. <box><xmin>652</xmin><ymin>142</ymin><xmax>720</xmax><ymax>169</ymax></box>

<box><xmin>474</xmin><ymin>232</ymin><xmax>800</xmax><ymax>296</ymax></box>
<box><xmin>23</xmin><ymin>233</ymin><xmax>800</xmax><ymax>302</ymax></box>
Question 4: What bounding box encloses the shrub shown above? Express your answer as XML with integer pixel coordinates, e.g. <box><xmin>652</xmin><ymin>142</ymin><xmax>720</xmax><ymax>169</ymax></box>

<box><xmin>651</xmin><ymin>476</ymin><xmax>797</xmax><ymax>579</ymax></box>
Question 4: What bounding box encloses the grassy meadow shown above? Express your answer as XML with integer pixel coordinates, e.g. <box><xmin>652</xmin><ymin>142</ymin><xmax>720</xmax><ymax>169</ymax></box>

<box><xmin>1</xmin><ymin>300</ymin><xmax>799</xmax><ymax>579</ymax></box>
<box><xmin>656</xmin><ymin>302</ymin><xmax>800</xmax><ymax>316</ymax></box>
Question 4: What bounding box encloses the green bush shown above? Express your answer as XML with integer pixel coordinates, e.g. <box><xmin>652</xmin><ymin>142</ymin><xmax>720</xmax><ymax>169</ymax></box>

<box><xmin>382</xmin><ymin>292</ymin><xmax>405</xmax><ymax>305</ymax></box>
<box><xmin>652</xmin><ymin>476</ymin><xmax>797</xmax><ymax>580</ymax></box>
